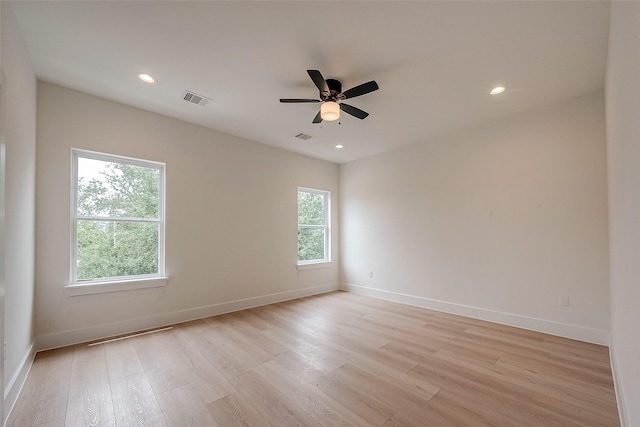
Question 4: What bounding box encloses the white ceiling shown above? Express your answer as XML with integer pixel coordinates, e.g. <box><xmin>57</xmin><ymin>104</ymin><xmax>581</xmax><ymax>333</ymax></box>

<box><xmin>9</xmin><ymin>1</ymin><xmax>611</xmax><ymax>164</ymax></box>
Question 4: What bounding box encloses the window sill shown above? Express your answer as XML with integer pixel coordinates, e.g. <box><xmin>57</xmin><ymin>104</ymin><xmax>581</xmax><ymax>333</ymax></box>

<box><xmin>296</xmin><ymin>261</ymin><xmax>332</xmax><ymax>271</ymax></box>
<box><xmin>66</xmin><ymin>276</ymin><xmax>168</xmax><ymax>296</ymax></box>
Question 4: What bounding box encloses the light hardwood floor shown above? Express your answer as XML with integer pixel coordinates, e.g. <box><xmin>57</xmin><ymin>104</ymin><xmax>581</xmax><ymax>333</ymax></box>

<box><xmin>7</xmin><ymin>291</ymin><xmax>620</xmax><ymax>426</ymax></box>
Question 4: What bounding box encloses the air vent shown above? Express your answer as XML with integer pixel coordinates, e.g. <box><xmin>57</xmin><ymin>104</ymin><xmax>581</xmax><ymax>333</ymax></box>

<box><xmin>295</xmin><ymin>132</ymin><xmax>313</xmax><ymax>141</ymax></box>
<box><xmin>183</xmin><ymin>91</ymin><xmax>212</xmax><ymax>107</ymax></box>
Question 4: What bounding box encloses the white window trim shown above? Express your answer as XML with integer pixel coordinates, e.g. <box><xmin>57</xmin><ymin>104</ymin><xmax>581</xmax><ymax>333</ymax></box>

<box><xmin>297</xmin><ymin>187</ymin><xmax>331</xmax><ymax>265</ymax></box>
<box><xmin>296</xmin><ymin>261</ymin><xmax>332</xmax><ymax>271</ymax></box>
<box><xmin>70</xmin><ymin>149</ymin><xmax>167</xmax><ymax>293</ymax></box>
<box><xmin>65</xmin><ymin>276</ymin><xmax>168</xmax><ymax>296</ymax></box>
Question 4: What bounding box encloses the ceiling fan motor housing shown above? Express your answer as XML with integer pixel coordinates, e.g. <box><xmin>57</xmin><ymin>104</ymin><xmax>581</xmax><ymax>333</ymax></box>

<box><xmin>325</xmin><ymin>79</ymin><xmax>342</xmax><ymax>99</ymax></box>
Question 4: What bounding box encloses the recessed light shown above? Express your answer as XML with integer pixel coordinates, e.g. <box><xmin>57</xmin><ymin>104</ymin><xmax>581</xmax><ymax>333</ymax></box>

<box><xmin>490</xmin><ymin>85</ymin><xmax>507</xmax><ymax>95</ymax></box>
<box><xmin>138</xmin><ymin>73</ymin><xmax>156</xmax><ymax>84</ymax></box>
<box><xmin>335</xmin><ymin>144</ymin><xmax>344</xmax><ymax>149</ymax></box>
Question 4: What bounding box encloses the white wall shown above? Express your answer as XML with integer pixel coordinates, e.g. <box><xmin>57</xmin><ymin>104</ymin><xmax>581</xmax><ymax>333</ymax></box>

<box><xmin>341</xmin><ymin>92</ymin><xmax>610</xmax><ymax>344</ymax></box>
<box><xmin>605</xmin><ymin>2</ymin><xmax>640</xmax><ymax>425</ymax></box>
<box><xmin>1</xmin><ymin>1</ymin><xmax>37</xmax><ymax>421</ymax></box>
<box><xmin>35</xmin><ymin>82</ymin><xmax>339</xmax><ymax>350</ymax></box>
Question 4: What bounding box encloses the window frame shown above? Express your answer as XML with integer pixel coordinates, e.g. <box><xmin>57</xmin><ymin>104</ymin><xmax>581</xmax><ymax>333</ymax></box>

<box><xmin>68</xmin><ymin>148</ymin><xmax>167</xmax><ymax>293</ymax></box>
<box><xmin>297</xmin><ymin>187</ymin><xmax>331</xmax><ymax>266</ymax></box>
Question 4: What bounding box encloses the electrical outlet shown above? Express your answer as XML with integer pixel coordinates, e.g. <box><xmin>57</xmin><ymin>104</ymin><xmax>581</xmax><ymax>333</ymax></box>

<box><xmin>369</xmin><ymin>271</ymin><xmax>374</xmax><ymax>279</ymax></box>
<box><xmin>157</xmin><ymin>288</ymin><xmax>165</xmax><ymax>300</ymax></box>
<box><xmin>559</xmin><ymin>295</ymin><xmax>570</xmax><ymax>307</ymax></box>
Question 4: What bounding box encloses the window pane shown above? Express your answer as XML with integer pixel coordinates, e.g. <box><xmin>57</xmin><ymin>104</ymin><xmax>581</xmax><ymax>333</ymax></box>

<box><xmin>298</xmin><ymin>191</ymin><xmax>325</xmax><ymax>225</ymax></box>
<box><xmin>77</xmin><ymin>157</ymin><xmax>159</xmax><ymax>218</ymax></box>
<box><xmin>298</xmin><ymin>227</ymin><xmax>325</xmax><ymax>261</ymax></box>
<box><xmin>76</xmin><ymin>220</ymin><xmax>159</xmax><ymax>280</ymax></box>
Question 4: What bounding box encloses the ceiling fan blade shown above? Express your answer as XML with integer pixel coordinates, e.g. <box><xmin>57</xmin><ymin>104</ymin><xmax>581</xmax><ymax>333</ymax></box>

<box><xmin>307</xmin><ymin>70</ymin><xmax>330</xmax><ymax>98</ymax></box>
<box><xmin>312</xmin><ymin>111</ymin><xmax>323</xmax><ymax>123</ymax></box>
<box><xmin>279</xmin><ymin>98</ymin><xmax>321</xmax><ymax>103</ymax></box>
<box><xmin>340</xmin><ymin>103</ymin><xmax>369</xmax><ymax>120</ymax></box>
<box><xmin>340</xmin><ymin>80</ymin><xmax>379</xmax><ymax>99</ymax></box>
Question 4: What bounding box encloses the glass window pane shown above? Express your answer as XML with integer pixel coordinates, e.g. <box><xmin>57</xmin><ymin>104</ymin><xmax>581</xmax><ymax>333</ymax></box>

<box><xmin>298</xmin><ymin>191</ymin><xmax>325</xmax><ymax>225</ymax></box>
<box><xmin>76</xmin><ymin>220</ymin><xmax>159</xmax><ymax>280</ymax></box>
<box><xmin>77</xmin><ymin>157</ymin><xmax>159</xmax><ymax>218</ymax></box>
<box><xmin>298</xmin><ymin>227</ymin><xmax>325</xmax><ymax>261</ymax></box>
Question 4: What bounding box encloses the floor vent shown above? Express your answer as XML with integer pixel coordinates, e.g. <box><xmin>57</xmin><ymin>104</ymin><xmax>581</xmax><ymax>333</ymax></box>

<box><xmin>295</xmin><ymin>132</ymin><xmax>313</xmax><ymax>140</ymax></box>
<box><xmin>87</xmin><ymin>326</ymin><xmax>173</xmax><ymax>346</ymax></box>
<box><xmin>183</xmin><ymin>91</ymin><xmax>212</xmax><ymax>107</ymax></box>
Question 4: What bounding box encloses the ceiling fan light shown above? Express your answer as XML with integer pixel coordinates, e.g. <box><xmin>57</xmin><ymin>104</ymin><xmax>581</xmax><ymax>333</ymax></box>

<box><xmin>321</xmin><ymin>101</ymin><xmax>340</xmax><ymax>121</ymax></box>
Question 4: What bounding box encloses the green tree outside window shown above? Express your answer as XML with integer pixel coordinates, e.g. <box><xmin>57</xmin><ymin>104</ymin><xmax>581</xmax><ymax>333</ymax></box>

<box><xmin>73</xmin><ymin>152</ymin><xmax>164</xmax><ymax>281</ymax></box>
<box><xmin>298</xmin><ymin>188</ymin><xmax>329</xmax><ymax>262</ymax></box>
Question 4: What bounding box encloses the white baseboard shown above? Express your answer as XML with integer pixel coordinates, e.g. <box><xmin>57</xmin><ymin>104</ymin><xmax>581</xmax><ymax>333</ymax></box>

<box><xmin>4</xmin><ymin>343</ymin><xmax>35</xmax><ymax>426</ymax></box>
<box><xmin>36</xmin><ymin>283</ymin><xmax>339</xmax><ymax>351</ymax></box>
<box><xmin>341</xmin><ymin>283</ymin><xmax>610</xmax><ymax>346</ymax></box>
<box><xmin>609</xmin><ymin>340</ymin><xmax>629</xmax><ymax>427</ymax></box>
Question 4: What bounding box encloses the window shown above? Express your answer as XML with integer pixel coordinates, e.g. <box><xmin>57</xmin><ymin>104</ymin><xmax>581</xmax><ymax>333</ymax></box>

<box><xmin>70</xmin><ymin>149</ymin><xmax>165</xmax><ymax>288</ymax></box>
<box><xmin>297</xmin><ymin>187</ymin><xmax>330</xmax><ymax>264</ymax></box>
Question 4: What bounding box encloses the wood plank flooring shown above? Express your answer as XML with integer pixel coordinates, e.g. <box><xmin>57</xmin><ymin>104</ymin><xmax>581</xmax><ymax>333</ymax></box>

<box><xmin>7</xmin><ymin>291</ymin><xmax>620</xmax><ymax>426</ymax></box>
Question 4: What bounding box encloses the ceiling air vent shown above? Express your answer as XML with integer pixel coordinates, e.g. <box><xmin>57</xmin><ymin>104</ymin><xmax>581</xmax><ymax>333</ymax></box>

<box><xmin>295</xmin><ymin>132</ymin><xmax>313</xmax><ymax>141</ymax></box>
<box><xmin>183</xmin><ymin>91</ymin><xmax>212</xmax><ymax>107</ymax></box>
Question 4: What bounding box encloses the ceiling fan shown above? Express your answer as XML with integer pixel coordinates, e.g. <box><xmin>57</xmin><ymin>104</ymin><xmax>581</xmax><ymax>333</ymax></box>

<box><xmin>280</xmin><ymin>70</ymin><xmax>379</xmax><ymax>123</ymax></box>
